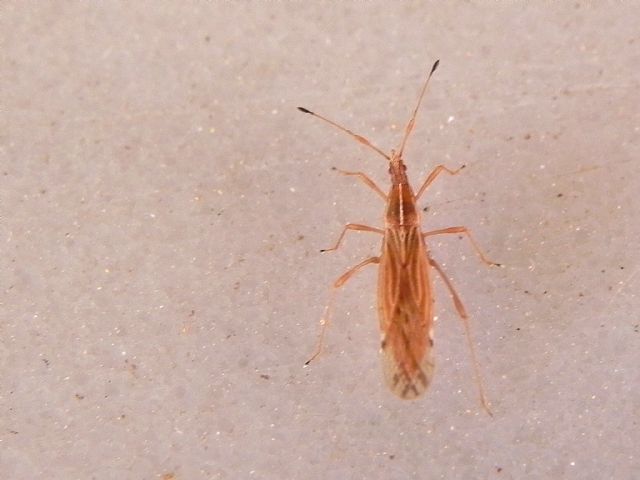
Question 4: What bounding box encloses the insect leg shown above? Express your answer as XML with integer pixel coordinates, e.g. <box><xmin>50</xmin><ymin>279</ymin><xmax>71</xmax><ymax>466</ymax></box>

<box><xmin>334</xmin><ymin>168</ymin><xmax>387</xmax><ymax>200</ymax></box>
<box><xmin>321</xmin><ymin>224</ymin><xmax>384</xmax><ymax>253</ymax></box>
<box><xmin>428</xmin><ymin>256</ymin><xmax>493</xmax><ymax>416</ymax></box>
<box><xmin>422</xmin><ymin>226</ymin><xmax>501</xmax><ymax>266</ymax></box>
<box><xmin>414</xmin><ymin>164</ymin><xmax>466</xmax><ymax>201</ymax></box>
<box><xmin>305</xmin><ymin>256</ymin><xmax>380</xmax><ymax>365</ymax></box>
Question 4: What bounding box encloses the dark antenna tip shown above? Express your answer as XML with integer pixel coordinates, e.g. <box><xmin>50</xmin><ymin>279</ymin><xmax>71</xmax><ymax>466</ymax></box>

<box><xmin>430</xmin><ymin>59</ymin><xmax>440</xmax><ymax>74</ymax></box>
<box><xmin>297</xmin><ymin>107</ymin><xmax>312</xmax><ymax>114</ymax></box>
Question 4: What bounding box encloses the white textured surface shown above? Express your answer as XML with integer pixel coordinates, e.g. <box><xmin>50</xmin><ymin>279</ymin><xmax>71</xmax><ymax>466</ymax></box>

<box><xmin>2</xmin><ymin>2</ymin><xmax>639</xmax><ymax>479</ymax></box>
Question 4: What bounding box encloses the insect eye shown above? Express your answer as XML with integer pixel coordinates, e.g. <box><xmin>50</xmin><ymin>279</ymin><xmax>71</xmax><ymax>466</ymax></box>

<box><xmin>388</xmin><ymin>167</ymin><xmax>392</xmax><ymax>174</ymax></box>
<box><xmin>402</xmin><ymin>164</ymin><xmax>407</xmax><ymax>171</ymax></box>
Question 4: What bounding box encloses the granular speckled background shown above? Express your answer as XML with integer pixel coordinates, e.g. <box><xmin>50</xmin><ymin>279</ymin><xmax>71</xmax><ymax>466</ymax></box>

<box><xmin>2</xmin><ymin>2</ymin><xmax>639</xmax><ymax>479</ymax></box>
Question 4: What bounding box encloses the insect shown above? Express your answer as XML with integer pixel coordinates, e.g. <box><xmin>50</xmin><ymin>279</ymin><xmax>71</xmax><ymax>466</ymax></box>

<box><xmin>298</xmin><ymin>60</ymin><xmax>500</xmax><ymax>414</ymax></box>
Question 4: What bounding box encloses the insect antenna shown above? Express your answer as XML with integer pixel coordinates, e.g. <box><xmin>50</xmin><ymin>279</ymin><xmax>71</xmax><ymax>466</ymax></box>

<box><xmin>297</xmin><ymin>107</ymin><xmax>390</xmax><ymax>161</ymax></box>
<box><xmin>397</xmin><ymin>59</ymin><xmax>440</xmax><ymax>158</ymax></box>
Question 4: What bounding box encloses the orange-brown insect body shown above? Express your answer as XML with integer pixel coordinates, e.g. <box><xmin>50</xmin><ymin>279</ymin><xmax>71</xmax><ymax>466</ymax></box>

<box><xmin>299</xmin><ymin>60</ymin><xmax>497</xmax><ymax>412</ymax></box>
<box><xmin>379</xmin><ymin>157</ymin><xmax>434</xmax><ymax>398</ymax></box>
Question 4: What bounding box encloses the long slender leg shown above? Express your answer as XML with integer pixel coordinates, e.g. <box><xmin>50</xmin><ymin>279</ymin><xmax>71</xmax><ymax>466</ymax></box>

<box><xmin>334</xmin><ymin>168</ymin><xmax>387</xmax><ymax>200</ymax></box>
<box><xmin>428</xmin><ymin>256</ymin><xmax>493</xmax><ymax>416</ymax></box>
<box><xmin>415</xmin><ymin>164</ymin><xmax>465</xmax><ymax>200</ymax></box>
<box><xmin>423</xmin><ymin>226</ymin><xmax>501</xmax><ymax>266</ymax></box>
<box><xmin>306</xmin><ymin>256</ymin><xmax>380</xmax><ymax>365</ymax></box>
<box><xmin>321</xmin><ymin>223</ymin><xmax>384</xmax><ymax>253</ymax></box>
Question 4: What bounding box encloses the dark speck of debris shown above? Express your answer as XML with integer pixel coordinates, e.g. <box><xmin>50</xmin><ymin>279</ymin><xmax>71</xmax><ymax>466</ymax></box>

<box><xmin>260</xmin><ymin>374</ymin><xmax>270</xmax><ymax>380</ymax></box>
<box><xmin>75</xmin><ymin>393</ymin><xmax>85</xmax><ymax>400</ymax></box>
<box><xmin>497</xmin><ymin>466</ymin><xmax>503</xmax><ymax>473</ymax></box>
<box><xmin>516</xmin><ymin>327</ymin><xmax>521</xmax><ymax>331</ymax></box>
<box><xmin>524</xmin><ymin>133</ymin><xmax>532</xmax><ymax>140</ymax></box>
<box><xmin>42</xmin><ymin>358</ymin><xmax>50</xmax><ymax>366</ymax></box>
<box><xmin>298</xmin><ymin>235</ymin><xmax>305</xmax><ymax>241</ymax></box>
<box><xmin>556</xmin><ymin>193</ymin><xmax>563</xmax><ymax>198</ymax></box>
<box><xmin>389</xmin><ymin>454</ymin><xmax>395</xmax><ymax>460</ymax></box>
<box><xmin>524</xmin><ymin>290</ymin><xmax>530</xmax><ymax>294</ymax></box>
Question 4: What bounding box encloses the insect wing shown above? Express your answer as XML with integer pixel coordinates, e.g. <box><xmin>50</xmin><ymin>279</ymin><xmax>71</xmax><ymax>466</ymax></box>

<box><xmin>378</xmin><ymin>227</ymin><xmax>434</xmax><ymax>399</ymax></box>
